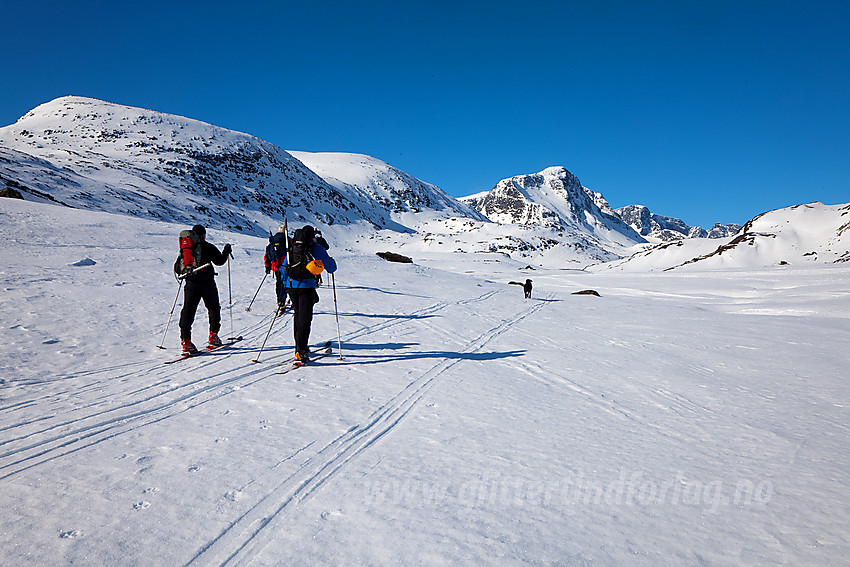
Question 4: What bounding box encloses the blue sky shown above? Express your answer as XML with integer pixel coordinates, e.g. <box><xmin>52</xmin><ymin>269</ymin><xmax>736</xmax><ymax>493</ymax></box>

<box><xmin>2</xmin><ymin>0</ymin><xmax>847</xmax><ymax>227</ymax></box>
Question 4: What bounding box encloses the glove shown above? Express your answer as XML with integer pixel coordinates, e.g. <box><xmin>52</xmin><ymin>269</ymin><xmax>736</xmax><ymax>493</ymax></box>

<box><xmin>222</xmin><ymin>243</ymin><xmax>232</xmax><ymax>257</ymax></box>
<box><xmin>265</xmin><ymin>267</ymin><xmax>271</xmax><ymax>275</ymax></box>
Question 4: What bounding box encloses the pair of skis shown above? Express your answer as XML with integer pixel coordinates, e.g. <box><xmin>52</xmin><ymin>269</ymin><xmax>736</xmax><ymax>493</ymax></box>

<box><xmin>165</xmin><ymin>339</ymin><xmax>334</xmax><ymax>371</ymax></box>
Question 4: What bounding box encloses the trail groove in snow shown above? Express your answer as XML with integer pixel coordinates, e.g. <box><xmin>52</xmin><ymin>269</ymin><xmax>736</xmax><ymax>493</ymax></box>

<box><xmin>187</xmin><ymin>291</ymin><xmax>551</xmax><ymax>566</ymax></box>
<box><xmin>0</xmin><ymin>291</ymin><xmax>502</xmax><ymax>483</ymax></box>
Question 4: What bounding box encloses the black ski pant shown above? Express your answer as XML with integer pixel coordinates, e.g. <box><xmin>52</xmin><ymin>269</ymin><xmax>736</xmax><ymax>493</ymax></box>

<box><xmin>290</xmin><ymin>288</ymin><xmax>319</xmax><ymax>354</ymax></box>
<box><xmin>179</xmin><ymin>278</ymin><xmax>221</xmax><ymax>341</ymax></box>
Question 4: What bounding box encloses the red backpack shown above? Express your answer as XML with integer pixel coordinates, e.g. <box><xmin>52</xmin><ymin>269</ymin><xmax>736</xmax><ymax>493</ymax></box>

<box><xmin>178</xmin><ymin>229</ymin><xmax>204</xmax><ymax>272</ymax></box>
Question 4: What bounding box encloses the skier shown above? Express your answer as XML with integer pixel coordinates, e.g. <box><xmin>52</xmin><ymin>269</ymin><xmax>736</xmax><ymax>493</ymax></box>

<box><xmin>283</xmin><ymin>225</ymin><xmax>337</xmax><ymax>364</ymax></box>
<box><xmin>313</xmin><ymin>229</ymin><xmax>330</xmax><ymax>287</ymax></box>
<box><xmin>264</xmin><ymin>224</ymin><xmax>289</xmax><ymax>313</ymax></box>
<box><xmin>315</xmin><ymin>230</ymin><xmax>330</xmax><ymax>250</ymax></box>
<box><xmin>174</xmin><ymin>224</ymin><xmax>232</xmax><ymax>354</ymax></box>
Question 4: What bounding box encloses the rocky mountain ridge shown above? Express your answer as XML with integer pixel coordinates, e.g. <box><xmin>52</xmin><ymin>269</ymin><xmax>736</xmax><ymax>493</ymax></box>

<box><xmin>460</xmin><ymin>166</ymin><xmax>645</xmax><ymax>248</ymax></box>
<box><xmin>615</xmin><ymin>204</ymin><xmax>742</xmax><ymax>242</ymax></box>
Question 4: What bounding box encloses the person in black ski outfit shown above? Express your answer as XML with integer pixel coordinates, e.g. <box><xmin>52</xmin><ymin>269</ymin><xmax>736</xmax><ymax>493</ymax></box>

<box><xmin>173</xmin><ymin>224</ymin><xmax>231</xmax><ymax>354</ymax></box>
<box><xmin>283</xmin><ymin>225</ymin><xmax>337</xmax><ymax>364</ymax></box>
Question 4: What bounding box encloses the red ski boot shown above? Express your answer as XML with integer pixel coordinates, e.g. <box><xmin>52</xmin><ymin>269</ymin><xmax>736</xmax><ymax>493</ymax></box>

<box><xmin>181</xmin><ymin>339</ymin><xmax>198</xmax><ymax>356</ymax></box>
<box><xmin>208</xmin><ymin>332</ymin><xmax>223</xmax><ymax>349</ymax></box>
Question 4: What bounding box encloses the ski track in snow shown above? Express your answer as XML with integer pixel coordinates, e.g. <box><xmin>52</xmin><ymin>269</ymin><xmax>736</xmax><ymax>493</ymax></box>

<box><xmin>503</xmin><ymin>353</ymin><xmax>728</xmax><ymax>454</ymax></box>
<box><xmin>187</xmin><ymin>290</ymin><xmax>551</xmax><ymax>566</ymax></box>
<box><xmin>0</xmin><ymin>290</ymin><xmax>504</xmax><ymax>484</ymax></box>
<box><xmin>0</xmin><ymin>313</ymin><xmax>279</xmax><ymax>480</ymax></box>
<box><xmin>1</xmin><ymin>282</ymin><xmax>544</xmax><ymax>564</ymax></box>
<box><xmin>3</xmin><ymin>197</ymin><xmax>849</xmax><ymax>565</ymax></box>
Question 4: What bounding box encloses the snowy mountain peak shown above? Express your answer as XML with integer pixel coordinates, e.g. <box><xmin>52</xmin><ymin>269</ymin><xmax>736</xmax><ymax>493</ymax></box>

<box><xmin>288</xmin><ymin>151</ymin><xmax>486</xmax><ymax>223</ymax></box>
<box><xmin>1</xmin><ymin>96</ymin><xmax>360</xmax><ymax>234</ymax></box>
<box><xmin>462</xmin><ymin>166</ymin><xmax>644</xmax><ymax>248</ymax></box>
<box><xmin>0</xmin><ymin>96</ymin><xmax>479</xmax><ymax>237</ymax></box>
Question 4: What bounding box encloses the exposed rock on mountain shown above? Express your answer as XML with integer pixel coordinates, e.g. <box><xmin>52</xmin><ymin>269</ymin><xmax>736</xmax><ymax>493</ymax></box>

<box><xmin>0</xmin><ymin>97</ymin><xmax>474</xmax><ymax>236</ymax></box>
<box><xmin>1</xmin><ymin>186</ymin><xmax>24</xmax><ymax>199</ymax></box>
<box><xmin>461</xmin><ymin>166</ymin><xmax>645</xmax><ymax>249</ymax></box>
<box><xmin>615</xmin><ymin>204</ymin><xmax>742</xmax><ymax>241</ymax></box>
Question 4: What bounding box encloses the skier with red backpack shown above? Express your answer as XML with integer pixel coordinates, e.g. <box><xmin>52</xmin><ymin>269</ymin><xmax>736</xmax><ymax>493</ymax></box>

<box><xmin>173</xmin><ymin>224</ymin><xmax>232</xmax><ymax>355</ymax></box>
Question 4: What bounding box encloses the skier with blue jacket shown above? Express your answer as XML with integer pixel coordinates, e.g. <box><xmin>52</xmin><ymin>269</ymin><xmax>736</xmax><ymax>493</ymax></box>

<box><xmin>283</xmin><ymin>225</ymin><xmax>337</xmax><ymax>363</ymax></box>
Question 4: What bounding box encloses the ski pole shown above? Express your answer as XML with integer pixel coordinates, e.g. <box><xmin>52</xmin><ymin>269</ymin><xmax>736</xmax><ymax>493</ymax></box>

<box><xmin>176</xmin><ymin>262</ymin><xmax>213</xmax><ymax>280</ymax></box>
<box><xmin>245</xmin><ymin>272</ymin><xmax>268</xmax><ymax>312</ymax></box>
<box><xmin>158</xmin><ymin>279</ymin><xmax>184</xmax><ymax>349</ymax></box>
<box><xmin>226</xmin><ymin>248</ymin><xmax>235</xmax><ymax>340</ymax></box>
<box><xmin>331</xmin><ymin>272</ymin><xmax>342</xmax><ymax>360</ymax></box>
<box><xmin>251</xmin><ymin>308</ymin><xmax>280</xmax><ymax>363</ymax></box>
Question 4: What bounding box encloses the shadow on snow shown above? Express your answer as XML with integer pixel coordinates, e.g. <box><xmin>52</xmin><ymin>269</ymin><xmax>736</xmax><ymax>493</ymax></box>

<box><xmin>317</xmin><ymin>341</ymin><xmax>525</xmax><ymax>365</ymax></box>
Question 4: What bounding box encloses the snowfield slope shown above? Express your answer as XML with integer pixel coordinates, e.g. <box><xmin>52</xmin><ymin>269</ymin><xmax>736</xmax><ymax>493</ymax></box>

<box><xmin>288</xmin><ymin>151</ymin><xmax>487</xmax><ymax>225</ymax></box>
<box><xmin>1</xmin><ymin>198</ymin><xmax>849</xmax><ymax>566</ymax></box>
<box><xmin>0</xmin><ymin>96</ymin><xmax>478</xmax><ymax>236</ymax></box>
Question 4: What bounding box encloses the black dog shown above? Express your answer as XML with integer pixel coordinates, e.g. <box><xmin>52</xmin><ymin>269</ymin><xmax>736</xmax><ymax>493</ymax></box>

<box><xmin>509</xmin><ymin>279</ymin><xmax>533</xmax><ymax>299</ymax></box>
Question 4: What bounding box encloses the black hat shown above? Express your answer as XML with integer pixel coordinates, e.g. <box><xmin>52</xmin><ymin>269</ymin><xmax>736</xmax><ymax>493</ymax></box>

<box><xmin>192</xmin><ymin>224</ymin><xmax>206</xmax><ymax>236</ymax></box>
<box><xmin>302</xmin><ymin>225</ymin><xmax>315</xmax><ymax>240</ymax></box>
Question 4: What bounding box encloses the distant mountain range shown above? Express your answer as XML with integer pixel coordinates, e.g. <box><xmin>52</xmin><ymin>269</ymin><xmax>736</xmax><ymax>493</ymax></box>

<box><xmin>602</xmin><ymin>202</ymin><xmax>850</xmax><ymax>271</ymax></box>
<box><xmin>615</xmin><ymin>204</ymin><xmax>742</xmax><ymax>241</ymax></box>
<box><xmin>1</xmin><ymin>96</ymin><xmax>846</xmax><ymax>268</ymax></box>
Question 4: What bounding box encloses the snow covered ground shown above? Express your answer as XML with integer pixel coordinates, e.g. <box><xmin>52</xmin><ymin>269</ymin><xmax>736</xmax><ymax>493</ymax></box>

<box><xmin>1</xmin><ymin>198</ymin><xmax>849</xmax><ymax>565</ymax></box>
